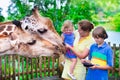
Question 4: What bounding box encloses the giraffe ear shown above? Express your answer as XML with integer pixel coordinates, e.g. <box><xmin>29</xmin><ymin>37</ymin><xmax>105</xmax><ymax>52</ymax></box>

<box><xmin>12</xmin><ymin>20</ymin><xmax>21</xmax><ymax>27</ymax></box>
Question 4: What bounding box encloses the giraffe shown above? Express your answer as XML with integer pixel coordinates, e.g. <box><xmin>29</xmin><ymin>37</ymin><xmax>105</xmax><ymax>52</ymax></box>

<box><xmin>20</xmin><ymin>6</ymin><xmax>63</xmax><ymax>46</ymax></box>
<box><xmin>0</xmin><ymin>7</ymin><xmax>65</xmax><ymax>57</ymax></box>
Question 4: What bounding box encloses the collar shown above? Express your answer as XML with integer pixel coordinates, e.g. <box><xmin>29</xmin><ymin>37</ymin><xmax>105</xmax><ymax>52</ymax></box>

<box><xmin>95</xmin><ymin>42</ymin><xmax>107</xmax><ymax>48</ymax></box>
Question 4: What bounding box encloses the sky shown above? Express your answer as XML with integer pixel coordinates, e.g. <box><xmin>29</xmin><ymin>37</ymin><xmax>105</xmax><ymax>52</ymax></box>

<box><xmin>0</xmin><ymin>0</ymin><xmax>11</xmax><ymax>17</ymax></box>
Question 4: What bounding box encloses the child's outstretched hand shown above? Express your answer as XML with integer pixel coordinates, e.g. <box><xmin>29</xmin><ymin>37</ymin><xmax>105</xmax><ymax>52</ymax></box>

<box><xmin>90</xmin><ymin>64</ymin><xmax>99</xmax><ymax>69</ymax></box>
<box><xmin>65</xmin><ymin>43</ymin><xmax>71</xmax><ymax>49</ymax></box>
<box><xmin>81</xmin><ymin>59</ymin><xmax>91</xmax><ymax>63</ymax></box>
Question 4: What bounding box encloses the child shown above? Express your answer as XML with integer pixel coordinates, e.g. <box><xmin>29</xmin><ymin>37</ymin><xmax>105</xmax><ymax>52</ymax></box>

<box><xmin>61</xmin><ymin>20</ymin><xmax>77</xmax><ymax>80</ymax></box>
<box><xmin>85</xmin><ymin>26</ymin><xmax>113</xmax><ymax>80</ymax></box>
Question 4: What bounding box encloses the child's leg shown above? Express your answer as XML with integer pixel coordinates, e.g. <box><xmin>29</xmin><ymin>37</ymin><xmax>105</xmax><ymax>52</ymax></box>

<box><xmin>69</xmin><ymin>58</ymin><xmax>77</xmax><ymax>74</ymax></box>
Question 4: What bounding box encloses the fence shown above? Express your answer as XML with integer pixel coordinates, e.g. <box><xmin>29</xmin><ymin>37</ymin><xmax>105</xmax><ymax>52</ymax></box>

<box><xmin>0</xmin><ymin>42</ymin><xmax>120</xmax><ymax>80</ymax></box>
<box><xmin>108</xmin><ymin>42</ymin><xmax>120</xmax><ymax>80</ymax></box>
<box><xmin>0</xmin><ymin>55</ymin><xmax>60</xmax><ymax>80</ymax></box>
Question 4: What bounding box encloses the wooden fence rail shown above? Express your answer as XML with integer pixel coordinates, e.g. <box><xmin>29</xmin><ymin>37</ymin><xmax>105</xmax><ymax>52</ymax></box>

<box><xmin>0</xmin><ymin>42</ymin><xmax>120</xmax><ymax>80</ymax></box>
<box><xmin>0</xmin><ymin>55</ymin><xmax>60</xmax><ymax>80</ymax></box>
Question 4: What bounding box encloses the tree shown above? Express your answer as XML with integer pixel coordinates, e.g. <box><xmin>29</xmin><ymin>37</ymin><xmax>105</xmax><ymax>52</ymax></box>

<box><xmin>7</xmin><ymin>0</ymin><xmax>96</xmax><ymax>33</ymax></box>
<box><xmin>7</xmin><ymin>0</ymin><xmax>31</xmax><ymax>20</ymax></box>
<box><xmin>112</xmin><ymin>13</ymin><xmax>120</xmax><ymax>32</ymax></box>
<box><xmin>0</xmin><ymin>8</ymin><xmax>5</xmax><ymax>22</ymax></box>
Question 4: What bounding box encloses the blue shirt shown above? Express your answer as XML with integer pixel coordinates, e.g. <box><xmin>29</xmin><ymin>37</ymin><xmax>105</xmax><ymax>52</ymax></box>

<box><xmin>63</xmin><ymin>33</ymin><xmax>75</xmax><ymax>46</ymax></box>
<box><xmin>63</xmin><ymin>33</ymin><xmax>77</xmax><ymax>58</ymax></box>
<box><xmin>86</xmin><ymin>42</ymin><xmax>113</xmax><ymax>80</ymax></box>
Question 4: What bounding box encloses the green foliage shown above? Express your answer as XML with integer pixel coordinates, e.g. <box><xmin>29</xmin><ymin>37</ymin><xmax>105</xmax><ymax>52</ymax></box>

<box><xmin>0</xmin><ymin>8</ymin><xmax>5</xmax><ymax>22</ymax></box>
<box><xmin>6</xmin><ymin>0</ymin><xmax>96</xmax><ymax>34</ymax></box>
<box><xmin>0</xmin><ymin>0</ymin><xmax>119</xmax><ymax>32</ymax></box>
<box><xmin>37</xmin><ymin>0</ymin><xmax>96</xmax><ymax>34</ymax></box>
<box><xmin>7</xmin><ymin>0</ymin><xmax>31</xmax><ymax>20</ymax></box>
<box><xmin>109</xmin><ymin>49</ymin><xmax>120</xmax><ymax>77</ymax></box>
<box><xmin>94</xmin><ymin>0</ymin><xmax>120</xmax><ymax>17</ymax></box>
<box><xmin>0</xmin><ymin>16</ymin><xmax>5</xmax><ymax>22</ymax></box>
<box><xmin>112</xmin><ymin>13</ymin><xmax>120</xmax><ymax>31</ymax></box>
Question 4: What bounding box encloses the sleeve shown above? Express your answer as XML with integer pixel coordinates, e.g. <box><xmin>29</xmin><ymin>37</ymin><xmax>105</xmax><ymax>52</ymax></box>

<box><xmin>107</xmin><ymin>47</ymin><xmax>114</xmax><ymax>67</ymax></box>
<box><xmin>88</xmin><ymin>45</ymin><xmax>93</xmax><ymax>60</ymax></box>
<box><xmin>86</xmin><ymin>38</ymin><xmax>94</xmax><ymax>50</ymax></box>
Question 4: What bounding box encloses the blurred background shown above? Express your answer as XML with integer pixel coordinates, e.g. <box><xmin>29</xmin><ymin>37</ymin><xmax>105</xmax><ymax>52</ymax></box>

<box><xmin>0</xmin><ymin>0</ymin><xmax>120</xmax><ymax>46</ymax></box>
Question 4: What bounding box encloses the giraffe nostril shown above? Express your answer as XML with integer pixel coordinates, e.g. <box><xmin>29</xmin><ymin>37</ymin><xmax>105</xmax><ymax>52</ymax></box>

<box><xmin>29</xmin><ymin>28</ymin><xmax>33</xmax><ymax>32</ymax></box>
<box><xmin>55</xmin><ymin>46</ymin><xmax>59</xmax><ymax>50</ymax></box>
<box><xmin>62</xmin><ymin>42</ymin><xmax>65</xmax><ymax>46</ymax></box>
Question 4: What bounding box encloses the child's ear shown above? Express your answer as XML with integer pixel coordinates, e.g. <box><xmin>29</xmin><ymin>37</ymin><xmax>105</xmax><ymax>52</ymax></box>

<box><xmin>104</xmin><ymin>34</ymin><xmax>107</xmax><ymax>39</ymax></box>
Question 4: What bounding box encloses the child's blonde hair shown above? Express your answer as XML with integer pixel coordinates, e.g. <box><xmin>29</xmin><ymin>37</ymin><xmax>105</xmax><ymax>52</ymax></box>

<box><xmin>61</xmin><ymin>20</ymin><xmax>74</xmax><ymax>32</ymax></box>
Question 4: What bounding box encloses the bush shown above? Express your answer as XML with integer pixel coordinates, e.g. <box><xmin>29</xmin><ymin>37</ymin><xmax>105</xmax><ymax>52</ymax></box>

<box><xmin>112</xmin><ymin>13</ymin><xmax>120</xmax><ymax>32</ymax></box>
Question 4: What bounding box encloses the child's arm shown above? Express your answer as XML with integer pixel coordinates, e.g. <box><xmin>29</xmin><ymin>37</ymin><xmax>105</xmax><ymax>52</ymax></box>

<box><xmin>65</xmin><ymin>43</ymin><xmax>89</xmax><ymax>59</ymax></box>
<box><xmin>61</xmin><ymin>33</ymin><xmax>64</xmax><ymax>40</ymax></box>
<box><xmin>81</xmin><ymin>59</ymin><xmax>91</xmax><ymax>63</ymax></box>
<box><xmin>90</xmin><ymin>65</ymin><xmax>113</xmax><ymax>70</ymax></box>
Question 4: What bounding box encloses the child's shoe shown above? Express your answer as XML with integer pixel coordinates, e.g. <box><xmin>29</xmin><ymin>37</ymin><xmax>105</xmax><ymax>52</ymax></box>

<box><xmin>67</xmin><ymin>72</ymin><xmax>76</xmax><ymax>80</ymax></box>
<box><xmin>61</xmin><ymin>61</ymin><xmax>65</xmax><ymax>66</ymax></box>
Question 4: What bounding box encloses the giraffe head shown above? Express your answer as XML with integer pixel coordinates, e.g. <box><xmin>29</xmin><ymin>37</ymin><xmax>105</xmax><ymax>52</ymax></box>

<box><xmin>20</xmin><ymin>6</ymin><xmax>52</xmax><ymax>33</ymax></box>
<box><xmin>10</xmin><ymin>6</ymin><xmax>65</xmax><ymax>57</ymax></box>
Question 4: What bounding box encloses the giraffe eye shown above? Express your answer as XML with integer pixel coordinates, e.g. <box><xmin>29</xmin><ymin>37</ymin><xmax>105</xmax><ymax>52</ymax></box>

<box><xmin>25</xmin><ymin>25</ymin><xmax>28</xmax><ymax>30</ymax></box>
<box><xmin>37</xmin><ymin>28</ymin><xmax>47</xmax><ymax>34</ymax></box>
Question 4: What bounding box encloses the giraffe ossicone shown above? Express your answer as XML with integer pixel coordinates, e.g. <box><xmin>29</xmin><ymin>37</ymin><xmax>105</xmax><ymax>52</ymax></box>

<box><xmin>0</xmin><ymin>6</ymin><xmax>65</xmax><ymax>57</ymax></box>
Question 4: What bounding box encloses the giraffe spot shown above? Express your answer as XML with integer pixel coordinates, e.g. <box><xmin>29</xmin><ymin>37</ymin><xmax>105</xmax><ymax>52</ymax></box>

<box><xmin>7</xmin><ymin>26</ymin><xmax>12</xmax><ymax>31</ymax></box>
<box><xmin>0</xmin><ymin>26</ymin><xmax>6</xmax><ymax>32</ymax></box>
<box><xmin>3</xmin><ymin>32</ymin><xmax>8</xmax><ymax>36</ymax></box>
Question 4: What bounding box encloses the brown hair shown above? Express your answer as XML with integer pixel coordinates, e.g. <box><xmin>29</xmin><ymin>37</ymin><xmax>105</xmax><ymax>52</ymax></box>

<box><xmin>61</xmin><ymin>20</ymin><xmax>74</xmax><ymax>32</ymax></box>
<box><xmin>92</xmin><ymin>26</ymin><xmax>108</xmax><ymax>39</ymax></box>
<box><xmin>78</xmin><ymin>20</ymin><xmax>94</xmax><ymax>32</ymax></box>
